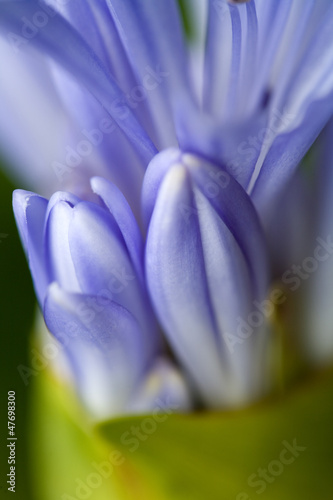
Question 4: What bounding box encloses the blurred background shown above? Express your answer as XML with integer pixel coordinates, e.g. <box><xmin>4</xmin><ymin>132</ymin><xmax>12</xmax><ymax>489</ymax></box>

<box><xmin>0</xmin><ymin>162</ymin><xmax>35</xmax><ymax>499</ymax></box>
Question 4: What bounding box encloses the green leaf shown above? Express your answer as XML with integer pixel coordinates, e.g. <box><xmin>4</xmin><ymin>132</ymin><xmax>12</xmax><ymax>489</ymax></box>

<box><xmin>97</xmin><ymin>370</ymin><xmax>333</xmax><ymax>500</ymax></box>
<box><xmin>29</xmin><ymin>371</ymin><xmax>129</xmax><ymax>500</ymax></box>
<box><xmin>29</xmin><ymin>359</ymin><xmax>333</xmax><ymax>500</ymax></box>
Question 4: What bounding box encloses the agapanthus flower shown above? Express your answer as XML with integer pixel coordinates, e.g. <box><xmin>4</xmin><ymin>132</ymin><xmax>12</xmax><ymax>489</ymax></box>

<box><xmin>13</xmin><ymin>178</ymin><xmax>191</xmax><ymax>417</ymax></box>
<box><xmin>1</xmin><ymin>0</ymin><xmax>333</xmax><ymax>417</ymax></box>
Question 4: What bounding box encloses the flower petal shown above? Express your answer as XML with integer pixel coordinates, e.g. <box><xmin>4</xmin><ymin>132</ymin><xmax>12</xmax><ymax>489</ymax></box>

<box><xmin>145</xmin><ymin>163</ymin><xmax>227</xmax><ymax>406</ymax></box>
<box><xmin>251</xmin><ymin>96</ymin><xmax>333</xmax><ymax>215</ymax></box>
<box><xmin>106</xmin><ymin>0</ymin><xmax>192</xmax><ymax>148</ymax></box>
<box><xmin>248</xmin><ymin>1</ymin><xmax>333</xmax><ymax>208</ymax></box>
<box><xmin>0</xmin><ymin>0</ymin><xmax>156</xmax><ymax>162</ymax></box>
<box><xmin>129</xmin><ymin>358</ymin><xmax>192</xmax><ymax>414</ymax></box>
<box><xmin>0</xmin><ymin>36</ymin><xmax>70</xmax><ymax>195</ymax></box>
<box><xmin>91</xmin><ymin>176</ymin><xmax>145</xmax><ymax>285</ymax></box>
<box><xmin>185</xmin><ymin>154</ymin><xmax>268</xmax><ymax>299</ymax></box>
<box><xmin>44</xmin><ymin>198</ymin><xmax>81</xmax><ymax>294</ymax></box>
<box><xmin>68</xmin><ymin>200</ymin><xmax>160</xmax><ymax>359</ymax></box>
<box><xmin>143</xmin><ymin>150</ymin><xmax>268</xmax><ymax>299</ymax></box>
<box><xmin>13</xmin><ymin>190</ymin><xmax>49</xmax><ymax>304</ymax></box>
<box><xmin>44</xmin><ymin>283</ymin><xmax>147</xmax><ymax>417</ymax></box>
<box><xmin>48</xmin><ymin>0</ymin><xmax>134</xmax><ymax>83</ymax></box>
<box><xmin>141</xmin><ymin>147</ymin><xmax>182</xmax><ymax>228</ymax></box>
<box><xmin>145</xmin><ymin>153</ymin><xmax>269</xmax><ymax>406</ymax></box>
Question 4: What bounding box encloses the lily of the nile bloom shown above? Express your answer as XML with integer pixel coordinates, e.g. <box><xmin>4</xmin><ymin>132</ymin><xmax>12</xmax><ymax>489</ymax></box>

<box><xmin>13</xmin><ymin>179</ymin><xmax>191</xmax><ymax>418</ymax></box>
<box><xmin>1</xmin><ymin>0</ymin><xmax>333</xmax><ymax>415</ymax></box>
<box><xmin>1</xmin><ymin>0</ymin><xmax>333</xmax><ymax>219</ymax></box>
<box><xmin>13</xmin><ymin>149</ymin><xmax>270</xmax><ymax>413</ymax></box>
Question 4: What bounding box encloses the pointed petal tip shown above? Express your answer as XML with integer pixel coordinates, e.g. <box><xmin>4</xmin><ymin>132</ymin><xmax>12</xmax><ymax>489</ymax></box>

<box><xmin>90</xmin><ymin>175</ymin><xmax>116</xmax><ymax>199</ymax></box>
<box><xmin>48</xmin><ymin>190</ymin><xmax>80</xmax><ymax>209</ymax></box>
<box><xmin>90</xmin><ymin>175</ymin><xmax>103</xmax><ymax>193</ymax></box>
<box><xmin>12</xmin><ymin>189</ymin><xmax>41</xmax><ymax>211</ymax></box>
<box><xmin>48</xmin><ymin>280</ymin><xmax>60</xmax><ymax>293</ymax></box>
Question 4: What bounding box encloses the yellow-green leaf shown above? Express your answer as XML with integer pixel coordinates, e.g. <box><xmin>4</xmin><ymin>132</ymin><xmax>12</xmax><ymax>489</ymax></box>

<box><xmin>97</xmin><ymin>370</ymin><xmax>333</xmax><ymax>500</ymax></box>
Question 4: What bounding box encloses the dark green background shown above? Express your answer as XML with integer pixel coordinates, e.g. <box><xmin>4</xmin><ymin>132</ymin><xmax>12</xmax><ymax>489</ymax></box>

<box><xmin>0</xmin><ymin>166</ymin><xmax>35</xmax><ymax>499</ymax></box>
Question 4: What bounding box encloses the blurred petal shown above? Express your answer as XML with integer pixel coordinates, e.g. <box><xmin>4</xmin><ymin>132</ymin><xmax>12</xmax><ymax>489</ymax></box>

<box><xmin>203</xmin><ymin>0</ymin><xmax>333</xmax><ymax>213</ymax></box>
<box><xmin>0</xmin><ymin>37</ymin><xmax>70</xmax><ymax>195</ymax></box>
<box><xmin>12</xmin><ymin>189</ymin><xmax>48</xmax><ymax>304</ymax></box>
<box><xmin>44</xmin><ymin>199</ymin><xmax>81</xmax><ymax>294</ymax></box>
<box><xmin>106</xmin><ymin>0</ymin><xmax>192</xmax><ymax>148</ymax></box>
<box><xmin>129</xmin><ymin>358</ymin><xmax>192</xmax><ymax>414</ymax></box>
<box><xmin>250</xmin><ymin>97</ymin><xmax>333</xmax><ymax>214</ymax></box>
<box><xmin>248</xmin><ymin>0</ymin><xmax>333</xmax><ymax>208</ymax></box>
<box><xmin>91</xmin><ymin>176</ymin><xmax>145</xmax><ymax>285</ymax></box>
<box><xmin>44</xmin><ymin>283</ymin><xmax>147</xmax><ymax>417</ymax></box>
<box><xmin>68</xmin><ymin>200</ymin><xmax>159</xmax><ymax>359</ymax></box>
<box><xmin>48</xmin><ymin>0</ymin><xmax>133</xmax><ymax>80</ymax></box>
<box><xmin>53</xmin><ymin>0</ymin><xmax>172</xmax><ymax>150</ymax></box>
<box><xmin>0</xmin><ymin>0</ymin><xmax>156</xmax><ymax>162</ymax></box>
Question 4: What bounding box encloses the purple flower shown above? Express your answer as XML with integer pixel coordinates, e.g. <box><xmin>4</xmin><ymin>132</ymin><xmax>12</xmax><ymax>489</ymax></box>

<box><xmin>13</xmin><ymin>178</ymin><xmax>191</xmax><ymax>417</ymax></box>
<box><xmin>1</xmin><ymin>0</ymin><xmax>333</xmax><ymax>416</ymax></box>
